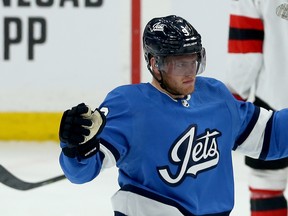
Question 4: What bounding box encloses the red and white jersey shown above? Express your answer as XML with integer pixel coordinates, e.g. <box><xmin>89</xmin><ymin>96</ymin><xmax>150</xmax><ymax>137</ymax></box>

<box><xmin>226</xmin><ymin>0</ymin><xmax>288</xmax><ymax>110</ymax></box>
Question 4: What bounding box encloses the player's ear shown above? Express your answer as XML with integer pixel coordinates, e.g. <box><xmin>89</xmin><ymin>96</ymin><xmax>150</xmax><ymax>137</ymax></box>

<box><xmin>151</xmin><ymin>57</ymin><xmax>160</xmax><ymax>75</ymax></box>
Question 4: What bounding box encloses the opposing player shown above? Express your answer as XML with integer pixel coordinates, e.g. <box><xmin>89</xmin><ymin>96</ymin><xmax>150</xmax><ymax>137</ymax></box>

<box><xmin>59</xmin><ymin>15</ymin><xmax>288</xmax><ymax>215</ymax></box>
<box><xmin>226</xmin><ymin>1</ymin><xmax>288</xmax><ymax>215</ymax></box>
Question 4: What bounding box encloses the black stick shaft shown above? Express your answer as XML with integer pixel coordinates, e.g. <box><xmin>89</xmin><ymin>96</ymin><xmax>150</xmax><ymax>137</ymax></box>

<box><xmin>0</xmin><ymin>165</ymin><xmax>66</xmax><ymax>191</ymax></box>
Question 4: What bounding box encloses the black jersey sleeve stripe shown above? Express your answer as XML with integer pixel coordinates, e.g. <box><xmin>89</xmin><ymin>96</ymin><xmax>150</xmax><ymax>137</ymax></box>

<box><xmin>259</xmin><ymin>112</ymin><xmax>274</xmax><ymax>160</ymax></box>
<box><xmin>233</xmin><ymin>106</ymin><xmax>260</xmax><ymax>150</ymax></box>
<box><xmin>114</xmin><ymin>212</ymin><xmax>127</xmax><ymax>216</ymax></box>
<box><xmin>251</xmin><ymin>195</ymin><xmax>287</xmax><ymax>211</ymax></box>
<box><xmin>99</xmin><ymin>138</ymin><xmax>121</xmax><ymax>162</ymax></box>
<box><xmin>229</xmin><ymin>28</ymin><xmax>264</xmax><ymax>41</ymax></box>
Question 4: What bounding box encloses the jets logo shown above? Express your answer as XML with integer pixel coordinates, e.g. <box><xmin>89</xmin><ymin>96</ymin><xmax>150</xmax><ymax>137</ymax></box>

<box><xmin>152</xmin><ymin>22</ymin><xmax>166</xmax><ymax>32</ymax></box>
<box><xmin>157</xmin><ymin>125</ymin><xmax>221</xmax><ymax>186</ymax></box>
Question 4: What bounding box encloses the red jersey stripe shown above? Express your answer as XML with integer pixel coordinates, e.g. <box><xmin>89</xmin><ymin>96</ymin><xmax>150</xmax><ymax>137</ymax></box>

<box><xmin>229</xmin><ymin>40</ymin><xmax>263</xmax><ymax>53</ymax></box>
<box><xmin>230</xmin><ymin>15</ymin><xmax>264</xmax><ymax>30</ymax></box>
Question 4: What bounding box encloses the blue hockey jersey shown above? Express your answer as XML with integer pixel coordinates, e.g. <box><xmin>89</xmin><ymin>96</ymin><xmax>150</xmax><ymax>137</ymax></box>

<box><xmin>60</xmin><ymin>77</ymin><xmax>288</xmax><ymax>215</ymax></box>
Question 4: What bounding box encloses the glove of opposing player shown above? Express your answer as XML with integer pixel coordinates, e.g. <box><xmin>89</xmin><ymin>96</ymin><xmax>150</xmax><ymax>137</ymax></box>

<box><xmin>59</xmin><ymin>103</ymin><xmax>106</xmax><ymax>159</ymax></box>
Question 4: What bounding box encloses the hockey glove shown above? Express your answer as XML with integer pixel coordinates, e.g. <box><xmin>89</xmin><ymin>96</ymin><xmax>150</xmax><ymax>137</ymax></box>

<box><xmin>59</xmin><ymin>103</ymin><xmax>106</xmax><ymax>159</ymax></box>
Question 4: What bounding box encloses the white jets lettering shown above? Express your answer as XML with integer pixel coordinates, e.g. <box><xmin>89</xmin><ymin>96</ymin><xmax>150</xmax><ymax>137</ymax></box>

<box><xmin>158</xmin><ymin>125</ymin><xmax>220</xmax><ymax>185</ymax></box>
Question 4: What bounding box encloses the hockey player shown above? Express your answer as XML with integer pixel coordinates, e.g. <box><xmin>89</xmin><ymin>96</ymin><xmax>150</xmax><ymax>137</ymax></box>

<box><xmin>59</xmin><ymin>15</ymin><xmax>288</xmax><ymax>216</ymax></box>
<box><xmin>226</xmin><ymin>1</ymin><xmax>288</xmax><ymax>215</ymax></box>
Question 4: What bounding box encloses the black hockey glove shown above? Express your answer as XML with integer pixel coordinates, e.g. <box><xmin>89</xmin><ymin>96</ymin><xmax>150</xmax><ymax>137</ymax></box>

<box><xmin>59</xmin><ymin>103</ymin><xmax>106</xmax><ymax>159</ymax></box>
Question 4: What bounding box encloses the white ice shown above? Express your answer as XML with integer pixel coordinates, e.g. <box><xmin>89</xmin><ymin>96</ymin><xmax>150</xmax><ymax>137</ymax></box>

<box><xmin>0</xmin><ymin>141</ymin><xmax>252</xmax><ymax>216</ymax></box>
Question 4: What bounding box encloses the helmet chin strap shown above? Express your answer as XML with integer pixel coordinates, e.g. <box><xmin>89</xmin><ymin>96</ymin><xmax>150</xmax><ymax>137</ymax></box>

<box><xmin>147</xmin><ymin>65</ymin><xmax>162</xmax><ymax>85</ymax></box>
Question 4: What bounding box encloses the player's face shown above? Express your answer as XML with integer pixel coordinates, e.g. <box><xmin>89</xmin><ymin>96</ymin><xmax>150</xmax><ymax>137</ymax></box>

<box><xmin>161</xmin><ymin>54</ymin><xmax>198</xmax><ymax>97</ymax></box>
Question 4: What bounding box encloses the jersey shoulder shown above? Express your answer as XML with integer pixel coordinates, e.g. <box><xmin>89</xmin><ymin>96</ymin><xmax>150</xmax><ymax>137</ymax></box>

<box><xmin>109</xmin><ymin>83</ymin><xmax>149</xmax><ymax>95</ymax></box>
<box><xmin>195</xmin><ymin>76</ymin><xmax>231</xmax><ymax>97</ymax></box>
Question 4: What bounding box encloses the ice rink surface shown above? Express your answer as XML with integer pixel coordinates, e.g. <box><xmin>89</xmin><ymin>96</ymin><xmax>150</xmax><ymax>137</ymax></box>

<box><xmin>0</xmin><ymin>141</ymin><xmax>255</xmax><ymax>215</ymax></box>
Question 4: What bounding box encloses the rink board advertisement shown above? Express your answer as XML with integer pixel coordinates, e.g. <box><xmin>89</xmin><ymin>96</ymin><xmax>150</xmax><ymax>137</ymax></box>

<box><xmin>0</xmin><ymin>1</ymin><xmax>130</xmax><ymax>140</ymax></box>
<box><xmin>0</xmin><ymin>0</ymin><xmax>130</xmax><ymax>111</ymax></box>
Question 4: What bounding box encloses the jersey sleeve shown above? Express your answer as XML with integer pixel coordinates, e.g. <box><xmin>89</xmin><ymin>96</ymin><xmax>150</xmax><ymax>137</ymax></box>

<box><xmin>59</xmin><ymin>145</ymin><xmax>104</xmax><ymax>184</ymax></box>
<box><xmin>231</xmin><ymin>98</ymin><xmax>288</xmax><ymax>160</ymax></box>
<box><xmin>97</xmin><ymin>87</ymin><xmax>132</xmax><ymax>168</ymax></box>
<box><xmin>226</xmin><ymin>0</ymin><xmax>264</xmax><ymax>99</ymax></box>
<box><xmin>59</xmin><ymin>87</ymin><xmax>131</xmax><ymax>184</ymax></box>
<box><xmin>262</xmin><ymin>109</ymin><xmax>288</xmax><ymax>160</ymax></box>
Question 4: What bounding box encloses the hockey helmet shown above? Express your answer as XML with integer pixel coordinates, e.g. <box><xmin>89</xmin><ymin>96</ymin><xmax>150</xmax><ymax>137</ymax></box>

<box><xmin>143</xmin><ymin>15</ymin><xmax>206</xmax><ymax>74</ymax></box>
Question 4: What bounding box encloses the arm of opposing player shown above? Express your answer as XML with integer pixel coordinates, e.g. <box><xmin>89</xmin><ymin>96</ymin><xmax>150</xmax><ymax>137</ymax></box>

<box><xmin>226</xmin><ymin>0</ymin><xmax>264</xmax><ymax>99</ymax></box>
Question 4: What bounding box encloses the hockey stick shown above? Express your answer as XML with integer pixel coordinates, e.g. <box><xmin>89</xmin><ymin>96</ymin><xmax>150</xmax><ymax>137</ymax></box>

<box><xmin>0</xmin><ymin>165</ymin><xmax>66</xmax><ymax>191</ymax></box>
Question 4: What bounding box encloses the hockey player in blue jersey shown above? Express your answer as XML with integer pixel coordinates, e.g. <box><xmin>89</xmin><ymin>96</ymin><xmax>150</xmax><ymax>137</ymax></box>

<box><xmin>59</xmin><ymin>15</ymin><xmax>288</xmax><ymax>216</ymax></box>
